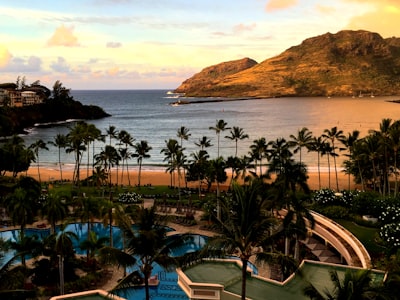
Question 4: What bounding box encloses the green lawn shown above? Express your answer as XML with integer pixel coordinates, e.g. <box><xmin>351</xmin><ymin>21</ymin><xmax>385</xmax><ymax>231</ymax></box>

<box><xmin>334</xmin><ymin>219</ymin><xmax>386</xmax><ymax>257</ymax></box>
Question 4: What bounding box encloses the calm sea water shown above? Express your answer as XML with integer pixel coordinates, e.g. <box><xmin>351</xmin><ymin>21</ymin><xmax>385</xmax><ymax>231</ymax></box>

<box><xmin>20</xmin><ymin>90</ymin><xmax>400</xmax><ymax>171</ymax></box>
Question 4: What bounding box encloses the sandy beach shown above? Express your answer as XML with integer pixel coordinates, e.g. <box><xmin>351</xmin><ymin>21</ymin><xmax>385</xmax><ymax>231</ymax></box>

<box><xmin>23</xmin><ymin>166</ymin><xmax>360</xmax><ymax>191</ymax></box>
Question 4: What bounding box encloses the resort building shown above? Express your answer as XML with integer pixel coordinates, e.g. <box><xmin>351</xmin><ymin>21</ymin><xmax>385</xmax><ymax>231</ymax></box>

<box><xmin>0</xmin><ymin>88</ymin><xmax>43</xmax><ymax>107</ymax></box>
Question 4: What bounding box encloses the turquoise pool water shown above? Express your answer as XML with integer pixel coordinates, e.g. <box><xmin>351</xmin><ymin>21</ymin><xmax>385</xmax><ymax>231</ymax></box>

<box><xmin>0</xmin><ymin>224</ymin><xmax>209</xmax><ymax>300</ymax></box>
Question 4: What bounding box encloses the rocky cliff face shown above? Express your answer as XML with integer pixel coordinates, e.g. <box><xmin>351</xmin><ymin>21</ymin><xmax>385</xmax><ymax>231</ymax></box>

<box><xmin>175</xmin><ymin>30</ymin><xmax>400</xmax><ymax>97</ymax></box>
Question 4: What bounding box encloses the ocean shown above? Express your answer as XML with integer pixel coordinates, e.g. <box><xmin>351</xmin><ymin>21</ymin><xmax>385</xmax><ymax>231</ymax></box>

<box><xmin>20</xmin><ymin>90</ymin><xmax>400</xmax><ymax>172</ymax></box>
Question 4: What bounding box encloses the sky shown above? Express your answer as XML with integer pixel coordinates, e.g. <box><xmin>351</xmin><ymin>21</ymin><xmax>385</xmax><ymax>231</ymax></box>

<box><xmin>0</xmin><ymin>0</ymin><xmax>399</xmax><ymax>90</ymax></box>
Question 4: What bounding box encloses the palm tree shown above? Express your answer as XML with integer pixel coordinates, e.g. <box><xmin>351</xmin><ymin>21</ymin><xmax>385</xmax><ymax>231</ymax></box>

<box><xmin>339</xmin><ymin>130</ymin><xmax>360</xmax><ymax>190</ymax></box>
<box><xmin>225</xmin><ymin>126</ymin><xmax>249</xmax><ymax>157</ymax></box>
<box><xmin>53</xmin><ymin>223</ymin><xmax>78</xmax><ymax>295</ymax></box>
<box><xmin>84</xmin><ymin>123</ymin><xmax>102</xmax><ymax>179</ymax></box>
<box><xmin>309</xmin><ymin>136</ymin><xmax>325</xmax><ymax>189</ymax></box>
<box><xmin>209</xmin><ymin>119</ymin><xmax>230</xmax><ymax>158</ymax></box>
<box><xmin>177</xmin><ymin>126</ymin><xmax>191</xmax><ymax>147</ymax></box>
<box><xmin>118</xmin><ymin>130</ymin><xmax>135</xmax><ymax>186</ymax></box>
<box><xmin>177</xmin><ymin>126</ymin><xmax>190</xmax><ymax>186</ymax></box>
<box><xmin>66</xmin><ymin>121</ymin><xmax>87</xmax><ymax>186</ymax></box>
<box><xmin>249</xmin><ymin>137</ymin><xmax>268</xmax><ymax>176</ymax></box>
<box><xmin>174</xmin><ymin>150</ymin><xmax>186</xmax><ymax>212</ymax></box>
<box><xmin>160</xmin><ymin>139</ymin><xmax>180</xmax><ymax>187</ymax></box>
<box><xmin>195</xmin><ymin>136</ymin><xmax>213</xmax><ymax>150</ymax></box>
<box><xmin>289</xmin><ymin>127</ymin><xmax>313</xmax><ymax>166</ymax></box>
<box><xmin>188</xmin><ymin>150</ymin><xmax>210</xmax><ymax>198</ymax></box>
<box><xmin>42</xmin><ymin>192</ymin><xmax>68</xmax><ymax>234</ymax></box>
<box><xmin>29</xmin><ymin>139</ymin><xmax>49</xmax><ymax>184</ymax></box>
<box><xmin>79</xmin><ymin>231</ymin><xmax>109</xmax><ymax>269</ymax></box>
<box><xmin>320</xmin><ymin>141</ymin><xmax>334</xmax><ymax>189</ymax></box>
<box><xmin>304</xmin><ymin>269</ymin><xmax>378</xmax><ymax>300</ymax></box>
<box><xmin>116</xmin><ymin>206</ymin><xmax>177</xmax><ymax>300</ymax></box>
<box><xmin>371</xmin><ymin>118</ymin><xmax>393</xmax><ymax>196</ymax></box>
<box><xmin>106</xmin><ymin>125</ymin><xmax>119</xmax><ymax>146</ymax></box>
<box><xmin>3</xmin><ymin>176</ymin><xmax>41</xmax><ymax>236</ymax></box>
<box><xmin>389</xmin><ymin>121</ymin><xmax>400</xmax><ymax>196</ymax></box>
<box><xmin>8</xmin><ymin>233</ymin><xmax>42</xmax><ymax>268</ymax></box>
<box><xmin>48</xmin><ymin>133</ymin><xmax>68</xmax><ymax>182</ymax></box>
<box><xmin>95</xmin><ymin>145</ymin><xmax>120</xmax><ymax>186</ymax></box>
<box><xmin>323</xmin><ymin>127</ymin><xmax>345</xmax><ymax>191</ymax></box>
<box><xmin>132</xmin><ymin>140</ymin><xmax>152</xmax><ymax>188</ymax></box>
<box><xmin>204</xmin><ymin>179</ymin><xmax>280</xmax><ymax>300</ymax></box>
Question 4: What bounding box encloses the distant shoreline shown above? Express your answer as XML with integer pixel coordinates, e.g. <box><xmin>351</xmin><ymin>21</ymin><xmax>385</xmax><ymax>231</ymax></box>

<box><xmin>169</xmin><ymin>97</ymin><xmax>264</xmax><ymax>106</ymax></box>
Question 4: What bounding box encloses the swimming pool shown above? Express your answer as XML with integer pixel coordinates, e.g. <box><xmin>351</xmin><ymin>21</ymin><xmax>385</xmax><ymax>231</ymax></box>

<box><xmin>0</xmin><ymin>224</ymin><xmax>210</xmax><ymax>300</ymax></box>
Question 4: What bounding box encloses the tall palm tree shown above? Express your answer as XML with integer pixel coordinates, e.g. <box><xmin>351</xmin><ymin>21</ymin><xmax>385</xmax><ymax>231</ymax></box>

<box><xmin>249</xmin><ymin>137</ymin><xmax>268</xmax><ymax>176</ymax></box>
<box><xmin>225</xmin><ymin>126</ymin><xmax>249</xmax><ymax>157</ymax></box>
<box><xmin>204</xmin><ymin>179</ymin><xmax>281</xmax><ymax>300</ymax></box>
<box><xmin>118</xmin><ymin>130</ymin><xmax>135</xmax><ymax>186</ymax></box>
<box><xmin>84</xmin><ymin>123</ymin><xmax>102</xmax><ymax>179</ymax></box>
<box><xmin>174</xmin><ymin>150</ymin><xmax>186</xmax><ymax>212</ymax></box>
<box><xmin>209</xmin><ymin>119</ymin><xmax>230</xmax><ymax>158</ymax></box>
<box><xmin>339</xmin><ymin>130</ymin><xmax>360</xmax><ymax>190</ymax></box>
<box><xmin>188</xmin><ymin>150</ymin><xmax>210</xmax><ymax>198</ymax></box>
<box><xmin>177</xmin><ymin>126</ymin><xmax>190</xmax><ymax>186</ymax></box>
<box><xmin>53</xmin><ymin>223</ymin><xmax>78</xmax><ymax>295</ymax></box>
<box><xmin>320</xmin><ymin>141</ymin><xmax>334</xmax><ymax>189</ymax></box>
<box><xmin>389</xmin><ymin>121</ymin><xmax>400</xmax><ymax>196</ymax></box>
<box><xmin>289</xmin><ymin>127</ymin><xmax>313</xmax><ymax>166</ymax></box>
<box><xmin>95</xmin><ymin>145</ymin><xmax>120</xmax><ymax>186</ymax></box>
<box><xmin>309</xmin><ymin>136</ymin><xmax>324</xmax><ymax>189</ymax></box>
<box><xmin>160</xmin><ymin>139</ymin><xmax>181</xmax><ymax>187</ymax></box>
<box><xmin>177</xmin><ymin>126</ymin><xmax>191</xmax><ymax>147</ymax></box>
<box><xmin>42</xmin><ymin>192</ymin><xmax>67</xmax><ymax>234</ymax></box>
<box><xmin>66</xmin><ymin>121</ymin><xmax>87</xmax><ymax>186</ymax></box>
<box><xmin>29</xmin><ymin>139</ymin><xmax>49</xmax><ymax>184</ymax></box>
<box><xmin>370</xmin><ymin>118</ymin><xmax>393</xmax><ymax>196</ymax></box>
<box><xmin>48</xmin><ymin>133</ymin><xmax>68</xmax><ymax>182</ymax></box>
<box><xmin>132</xmin><ymin>140</ymin><xmax>152</xmax><ymax>188</ymax></box>
<box><xmin>106</xmin><ymin>125</ymin><xmax>119</xmax><ymax>146</ymax></box>
<box><xmin>323</xmin><ymin>127</ymin><xmax>345</xmax><ymax>191</ymax></box>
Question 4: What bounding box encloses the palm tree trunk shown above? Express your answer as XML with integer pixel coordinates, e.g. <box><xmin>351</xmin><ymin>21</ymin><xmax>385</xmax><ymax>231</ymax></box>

<box><xmin>317</xmin><ymin>152</ymin><xmax>321</xmax><ymax>189</ymax></box>
<box><xmin>333</xmin><ymin>154</ymin><xmax>339</xmax><ymax>191</ymax></box>
<box><xmin>241</xmin><ymin>259</ymin><xmax>248</xmax><ymax>300</ymax></box>
<box><xmin>58</xmin><ymin>148</ymin><xmax>63</xmax><ymax>182</ymax></box>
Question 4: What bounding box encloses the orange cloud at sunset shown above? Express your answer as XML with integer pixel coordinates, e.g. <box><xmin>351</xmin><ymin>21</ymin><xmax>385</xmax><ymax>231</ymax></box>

<box><xmin>265</xmin><ymin>0</ymin><xmax>298</xmax><ymax>11</ymax></box>
<box><xmin>47</xmin><ymin>25</ymin><xmax>80</xmax><ymax>47</ymax></box>
<box><xmin>0</xmin><ymin>45</ymin><xmax>12</xmax><ymax>68</ymax></box>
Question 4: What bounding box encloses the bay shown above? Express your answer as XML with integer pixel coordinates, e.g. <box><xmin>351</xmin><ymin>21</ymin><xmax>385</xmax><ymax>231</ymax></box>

<box><xmin>20</xmin><ymin>90</ymin><xmax>400</xmax><ymax>171</ymax></box>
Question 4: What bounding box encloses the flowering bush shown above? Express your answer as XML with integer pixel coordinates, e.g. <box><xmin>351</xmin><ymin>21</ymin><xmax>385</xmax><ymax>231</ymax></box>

<box><xmin>312</xmin><ymin>189</ymin><xmax>359</xmax><ymax>207</ymax></box>
<box><xmin>379</xmin><ymin>223</ymin><xmax>400</xmax><ymax>248</ymax></box>
<box><xmin>379</xmin><ymin>205</ymin><xmax>400</xmax><ymax>224</ymax></box>
<box><xmin>118</xmin><ymin>192</ymin><xmax>142</xmax><ymax>204</ymax></box>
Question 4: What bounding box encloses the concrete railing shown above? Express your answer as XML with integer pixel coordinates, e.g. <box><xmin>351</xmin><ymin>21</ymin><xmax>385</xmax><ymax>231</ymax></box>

<box><xmin>310</xmin><ymin>211</ymin><xmax>372</xmax><ymax>269</ymax></box>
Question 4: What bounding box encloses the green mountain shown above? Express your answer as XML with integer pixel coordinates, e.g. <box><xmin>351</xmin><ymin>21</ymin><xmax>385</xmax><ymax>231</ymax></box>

<box><xmin>175</xmin><ymin>30</ymin><xmax>400</xmax><ymax>97</ymax></box>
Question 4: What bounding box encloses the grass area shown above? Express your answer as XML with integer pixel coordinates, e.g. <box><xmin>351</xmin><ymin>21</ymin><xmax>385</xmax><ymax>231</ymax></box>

<box><xmin>334</xmin><ymin>219</ymin><xmax>386</xmax><ymax>258</ymax></box>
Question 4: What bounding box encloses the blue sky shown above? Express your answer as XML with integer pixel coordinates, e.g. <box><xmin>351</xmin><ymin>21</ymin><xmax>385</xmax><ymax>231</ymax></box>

<box><xmin>0</xmin><ymin>0</ymin><xmax>399</xmax><ymax>90</ymax></box>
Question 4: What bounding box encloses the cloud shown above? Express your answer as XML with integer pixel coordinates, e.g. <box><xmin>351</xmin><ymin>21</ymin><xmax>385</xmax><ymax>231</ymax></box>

<box><xmin>50</xmin><ymin>57</ymin><xmax>71</xmax><ymax>73</ymax></box>
<box><xmin>344</xmin><ymin>1</ymin><xmax>400</xmax><ymax>36</ymax></box>
<box><xmin>106</xmin><ymin>42</ymin><xmax>122</xmax><ymax>48</ymax></box>
<box><xmin>0</xmin><ymin>45</ymin><xmax>12</xmax><ymax>68</ymax></box>
<box><xmin>265</xmin><ymin>0</ymin><xmax>298</xmax><ymax>12</ymax></box>
<box><xmin>47</xmin><ymin>25</ymin><xmax>80</xmax><ymax>47</ymax></box>
<box><xmin>233</xmin><ymin>23</ymin><xmax>257</xmax><ymax>33</ymax></box>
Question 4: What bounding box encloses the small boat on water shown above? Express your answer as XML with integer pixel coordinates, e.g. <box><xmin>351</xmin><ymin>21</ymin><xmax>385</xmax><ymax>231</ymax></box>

<box><xmin>170</xmin><ymin>99</ymin><xmax>190</xmax><ymax>106</ymax></box>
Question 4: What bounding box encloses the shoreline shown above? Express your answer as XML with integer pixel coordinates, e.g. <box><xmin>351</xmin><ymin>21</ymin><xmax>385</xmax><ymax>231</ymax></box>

<box><xmin>21</xmin><ymin>165</ymin><xmax>361</xmax><ymax>191</ymax></box>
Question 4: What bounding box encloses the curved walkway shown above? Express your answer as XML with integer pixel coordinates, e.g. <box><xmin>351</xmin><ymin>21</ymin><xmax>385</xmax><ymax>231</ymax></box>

<box><xmin>307</xmin><ymin>210</ymin><xmax>371</xmax><ymax>268</ymax></box>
